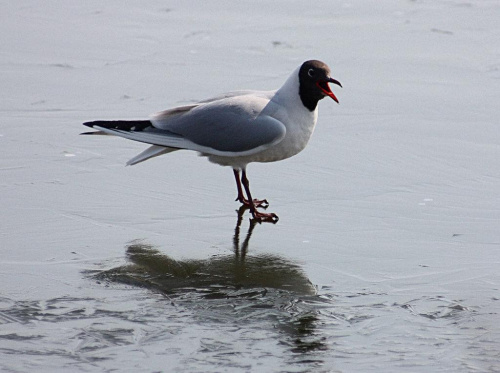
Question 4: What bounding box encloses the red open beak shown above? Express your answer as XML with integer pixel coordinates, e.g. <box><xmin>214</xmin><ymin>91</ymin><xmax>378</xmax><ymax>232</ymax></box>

<box><xmin>316</xmin><ymin>78</ymin><xmax>342</xmax><ymax>103</ymax></box>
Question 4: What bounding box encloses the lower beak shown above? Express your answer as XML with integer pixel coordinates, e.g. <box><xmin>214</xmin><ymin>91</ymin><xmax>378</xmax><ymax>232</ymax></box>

<box><xmin>316</xmin><ymin>78</ymin><xmax>342</xmax><ymax>103</ymax></box>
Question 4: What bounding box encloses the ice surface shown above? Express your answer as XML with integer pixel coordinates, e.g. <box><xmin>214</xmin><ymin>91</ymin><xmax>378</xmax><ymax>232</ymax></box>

<box><xmin>1</xmin><ymin>1</ymin><xmax>499</xmax><ymax>372</ymax></box>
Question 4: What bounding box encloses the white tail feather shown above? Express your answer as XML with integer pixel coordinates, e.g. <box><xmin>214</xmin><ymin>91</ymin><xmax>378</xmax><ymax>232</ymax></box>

<box><xmin>126</xmin><ymin>145</ymin><xmax>177</xmax><ymax>166</ymax></box>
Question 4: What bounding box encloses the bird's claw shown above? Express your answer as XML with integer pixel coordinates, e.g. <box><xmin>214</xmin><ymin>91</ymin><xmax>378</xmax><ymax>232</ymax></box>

<box><xmin>250</xmin><ymin>211</ymin><xmax>279</xmax><ymax>224</ymax></box>
<box><xmin>236</xmin><ymin>197</ymin><xmax>269</xmax><ymax>209</ymax></box>
<box><xmin>254</xmin><ymin>199</ymin><xmax>269</xmax><ymax>209</ymax></box>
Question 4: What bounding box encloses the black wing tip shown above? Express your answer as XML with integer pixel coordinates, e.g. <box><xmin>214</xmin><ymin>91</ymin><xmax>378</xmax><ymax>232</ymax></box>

<box><xmin>81</xmin><ymin>121</ymin><xmax>108</xmax><ymax>135</ymax></box>
<box><xmin>81</xmin><ymin>121</ymin><xmax>101</xmax><ymax>135</ymax></box>
<box><xmin>83</xmin><ymin>120</ymin><xmax>115</xmax><ymax>128</ymax></box>
<box><xmin>81</xmin><ymin>120</ymin><xmax>152</xmax><ymax>131</ymax></box>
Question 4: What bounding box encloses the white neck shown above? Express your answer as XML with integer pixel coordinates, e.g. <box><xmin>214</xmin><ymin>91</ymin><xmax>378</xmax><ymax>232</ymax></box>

<box><xmin>272</xmin><ymin>66</ymin><xmax>302</xmax><ymax>108</ymax></box>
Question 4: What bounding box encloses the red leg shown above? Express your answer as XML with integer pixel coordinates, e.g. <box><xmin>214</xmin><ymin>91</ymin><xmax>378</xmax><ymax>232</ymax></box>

<box><xmin>240</xmin><ymin>169</ymin><xmax>278</xmax><ymax>223</ymax></box>
<box><xmin>233</xmin><ymin>169</ymin><xmax>269</xmax><ymax>208</ymax></box>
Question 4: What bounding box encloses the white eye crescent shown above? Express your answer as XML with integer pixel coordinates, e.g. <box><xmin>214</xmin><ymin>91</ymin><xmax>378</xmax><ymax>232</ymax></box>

<box><xmin>308</xmin><ymin>68</ymin><xmax>315</xmax><ymax>77</ymax></box>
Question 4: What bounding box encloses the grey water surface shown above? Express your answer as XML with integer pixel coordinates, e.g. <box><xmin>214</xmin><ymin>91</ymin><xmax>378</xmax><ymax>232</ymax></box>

<box><xmin>2</xmin><ymin>1</ymin><xmax>500</xmax><ymax>372</ymax></box>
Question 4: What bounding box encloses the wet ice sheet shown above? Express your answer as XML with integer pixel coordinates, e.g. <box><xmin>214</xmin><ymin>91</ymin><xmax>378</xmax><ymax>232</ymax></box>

<box><xmin>1</xmin><ymin>207</ymin><xmax>499</xmax><ymax>372</ymax></box>
<box><xmin>1</xmin><ymin>0</ymin><xmax>500</xmax><ymax>372</ymax></box>
<box><xmin>1</xmin><ymin>216</ymin><xmax>498</xmax><ymax>372</ymax></box>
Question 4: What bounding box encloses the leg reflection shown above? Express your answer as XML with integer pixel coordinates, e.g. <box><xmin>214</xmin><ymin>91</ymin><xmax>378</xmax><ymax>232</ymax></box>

<box><xmin>91</xmin><ymin>215</ymin><xmax>328</xmax><ymax>359</ymax></box>
<box><xmin>233</xmin><ymin>206</ymin><xmax>257</xmax><ymax>260</ymax></box>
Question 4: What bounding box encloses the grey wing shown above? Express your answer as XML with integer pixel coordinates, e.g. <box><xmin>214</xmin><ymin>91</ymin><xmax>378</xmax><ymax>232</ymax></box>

<box><xmin>150</xmin><ymin>96</ymin><xmax>286</xmax><ymax>155</ymax></box>
<box><xmin>196</xmin><ymin>89</ymin><xmax>275</xmax><ymax>104</ymax></box>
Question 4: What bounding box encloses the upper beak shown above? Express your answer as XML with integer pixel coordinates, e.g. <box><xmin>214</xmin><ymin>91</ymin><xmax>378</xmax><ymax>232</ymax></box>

<box><xmin>316</xmin><ymin>77</ymin><xmax>342</xmax><ymax>104</ymax></box>
<box><xmin>328</xmin><ymin>77</ymin><xmax>342</xmax><ymax>88</ymax></box>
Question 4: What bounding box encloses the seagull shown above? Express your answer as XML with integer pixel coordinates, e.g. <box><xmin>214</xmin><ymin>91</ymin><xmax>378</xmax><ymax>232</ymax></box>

<box><xmin>82</xmin><ymin>60</ymin><xmax>341</xmax><ymax>222</ymax></box>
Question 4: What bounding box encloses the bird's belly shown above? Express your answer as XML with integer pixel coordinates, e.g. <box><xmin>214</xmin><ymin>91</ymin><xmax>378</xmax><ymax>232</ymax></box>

<box><xmin>251</xmin><ymin>133</ymin><xmax>309</xmax><ymax>162</ymax></box>
<box><xmin>206</xmin><ymin>122</ymin><xmax>314</xmax><ymax>168</ymax></box>
<box><xmin>206</xmin><ymin>105</ymin><xmax>317</xmax><ymax>169</ymax></box>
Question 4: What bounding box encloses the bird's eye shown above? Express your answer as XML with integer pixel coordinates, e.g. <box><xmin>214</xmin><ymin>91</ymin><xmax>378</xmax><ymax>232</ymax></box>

<box><xmin>308</xmin><ymin>69</ymin><xmax>315</xmax><ymax>78</ymax></box>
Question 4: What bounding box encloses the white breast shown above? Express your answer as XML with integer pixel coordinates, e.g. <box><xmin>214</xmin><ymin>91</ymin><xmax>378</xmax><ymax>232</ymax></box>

<box><xmin>206</xmin><ymin>66</ymin><xmax>319</xmax><ymax>168</ymax></box>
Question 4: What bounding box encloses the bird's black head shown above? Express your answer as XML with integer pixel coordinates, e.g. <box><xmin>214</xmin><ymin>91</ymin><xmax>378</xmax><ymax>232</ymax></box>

<box><xmin>298</xmin><ymin>60</ymin><xmax>342</xmax><ymax>111</ymax></box>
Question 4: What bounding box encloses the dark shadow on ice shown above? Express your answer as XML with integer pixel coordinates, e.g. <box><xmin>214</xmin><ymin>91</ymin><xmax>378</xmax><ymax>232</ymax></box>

<box><xmin>99</xmin><ymin>240</ymin><xmax>316</xmax><ymax>297</ymax></box>
<box><xmin>96</xmin><ymin>207</ymin><xmax>316</xmax><ymax>296</ymax></box>
<box><xmin>93</xmin><ymin>207</ymin><xmax>331</xmax><ymax>358</ymax></box>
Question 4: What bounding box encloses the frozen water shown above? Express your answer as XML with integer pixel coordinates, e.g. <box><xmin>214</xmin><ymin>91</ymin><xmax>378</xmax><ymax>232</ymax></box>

<box><xmin>1</xmin><ymin>1</ymin><xmax>499</xmax><ymax>372</ymax></box>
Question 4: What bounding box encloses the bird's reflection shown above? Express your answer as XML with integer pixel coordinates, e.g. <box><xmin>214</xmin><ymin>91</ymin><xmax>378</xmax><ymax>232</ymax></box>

<box><xmin>95</xmin><ymin>207</ymin><xmax>329</xmax><ymax>355</ymax></box>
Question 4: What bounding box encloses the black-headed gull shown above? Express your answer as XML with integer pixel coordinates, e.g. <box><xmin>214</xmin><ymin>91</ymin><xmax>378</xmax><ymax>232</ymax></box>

<box><xmin>82</xmin><ymin>60</ymin><xmax>341</xmax><ymax>222</ymax></box>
